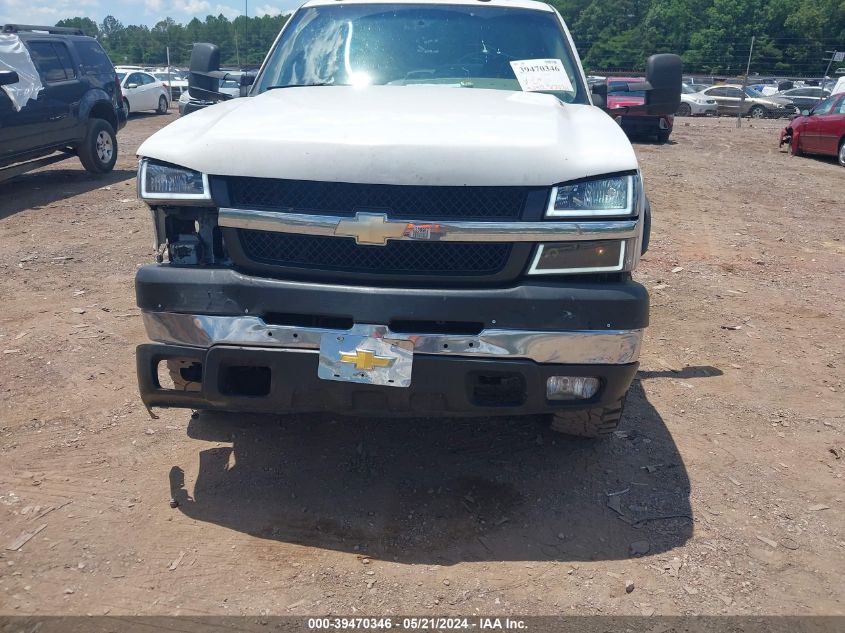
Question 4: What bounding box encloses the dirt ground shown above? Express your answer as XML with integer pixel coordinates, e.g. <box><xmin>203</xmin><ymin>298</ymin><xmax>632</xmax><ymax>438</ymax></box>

<box><xmin>0</xmin><ymin>112</ymin><xmax>843</xmax><ymax>618</ymax></box>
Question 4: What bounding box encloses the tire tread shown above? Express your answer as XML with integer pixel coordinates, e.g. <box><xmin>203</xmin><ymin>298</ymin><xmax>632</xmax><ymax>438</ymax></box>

<box><xmin>550</xmin><ymin>397</ymin><xmax>626</xmax><ymax>439</ymax></box>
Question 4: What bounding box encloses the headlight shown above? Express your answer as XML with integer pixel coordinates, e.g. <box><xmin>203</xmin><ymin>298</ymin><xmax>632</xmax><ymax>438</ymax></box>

<box><xmin>139</xmin><ymin>159</ymin><xmax>211</xmax><ymax>202</ymax></box>
<box><xmin>546</xmin><ymin>175</ymin><xmax>634</xmax><ymax>217</ymax></box>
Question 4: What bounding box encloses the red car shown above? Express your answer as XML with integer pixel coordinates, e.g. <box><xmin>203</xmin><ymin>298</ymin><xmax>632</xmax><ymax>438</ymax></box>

<box><xmin>607</xmin><ymin>77</ymin><xmax>674</xmax><ymax>143</ymax></box>
<box><xmin>780</xmin><ymin>92</ymin><xmax>845</xmax><ymax>166</ymax></box>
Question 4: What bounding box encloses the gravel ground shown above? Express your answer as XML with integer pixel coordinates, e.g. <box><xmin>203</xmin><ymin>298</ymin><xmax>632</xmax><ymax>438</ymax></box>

<box><xmin>0</xmin><ymin>112</ymin><xmax>842</xmax><ymax>616</ymax></box>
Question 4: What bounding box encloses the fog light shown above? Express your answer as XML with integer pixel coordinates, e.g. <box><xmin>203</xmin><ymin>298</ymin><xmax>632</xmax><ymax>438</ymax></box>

<box><xmin>546</xmin><ymin>376</ymin><xmax>600</xmax><ymax>400</ymax></box>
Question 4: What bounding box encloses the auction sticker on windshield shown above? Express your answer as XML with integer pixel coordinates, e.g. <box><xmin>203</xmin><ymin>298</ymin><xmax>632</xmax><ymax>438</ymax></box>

<box><xmin>509</xmin><ymin>59</ymin><xmax>574</xmax><ymax>93</ymax></box>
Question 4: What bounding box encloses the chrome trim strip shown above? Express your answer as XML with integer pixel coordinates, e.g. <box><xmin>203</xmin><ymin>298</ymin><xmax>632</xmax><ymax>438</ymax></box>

<box><xmin>143</xmin><ymin>312</ymin><xmax>643</xmax><ymax>365</ymax></box>
<box><xmin>217</xmin><ymin>208</ymin><xmax>640</xmax><ymax>244</ymax></box>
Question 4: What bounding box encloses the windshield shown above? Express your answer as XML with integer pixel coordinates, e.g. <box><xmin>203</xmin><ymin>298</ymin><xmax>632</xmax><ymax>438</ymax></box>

<box><xmin>682</xmin><ymin>84</ymin><xmax>695</xmax><ymax>94</ymax></box>
<box><xmin>255</xmin><ymin>3</ymin><xmax>586</xmax><ymax>103</ymax></box>
<box><xmin>116</xmin><ymin>72</ymin><xmax>126</xmax><ymax>81</ymax></box>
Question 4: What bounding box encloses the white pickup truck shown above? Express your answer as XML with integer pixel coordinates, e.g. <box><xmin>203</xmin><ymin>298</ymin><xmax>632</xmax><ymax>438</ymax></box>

<box><xmin>134</xmin><ymin>0</ymin><xmax>680</xmax><ymax>438</ymax></box>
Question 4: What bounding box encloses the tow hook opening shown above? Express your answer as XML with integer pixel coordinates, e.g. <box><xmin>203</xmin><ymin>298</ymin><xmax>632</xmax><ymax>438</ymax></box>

<box><xmin>469</xmin><ymin>371</ymin><xmax>526</xmax><ymax>407</ymax></box>
<box><xmin>156</xmin><ymin>358</ymin><xmax>203</xmax><ymax>392</ymax></box>
<box><xmin>220</xmin><ymin>365</ymin><xmax>272</xmax><ymax>397</ymax></box>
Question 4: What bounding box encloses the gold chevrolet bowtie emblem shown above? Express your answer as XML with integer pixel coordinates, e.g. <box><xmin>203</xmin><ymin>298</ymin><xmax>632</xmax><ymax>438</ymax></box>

<box><xmin>339</xmin><ymin>348</ymin><xmax>395</xmax><ymax>371</ymax></box>
<box><xmin>335</xmin><ymin>212</ymin><xmax>406</xmax><ymax>245</ymax></box>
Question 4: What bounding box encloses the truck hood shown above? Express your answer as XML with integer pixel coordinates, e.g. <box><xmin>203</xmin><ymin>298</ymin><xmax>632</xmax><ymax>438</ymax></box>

<box><xmin>138</xmin><ymin>86</ymin><xmax>637</xmax><ymax>187</ymax></box>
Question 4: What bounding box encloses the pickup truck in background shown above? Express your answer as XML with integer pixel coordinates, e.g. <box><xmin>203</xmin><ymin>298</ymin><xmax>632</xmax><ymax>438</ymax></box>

<box><xmin>608</xmin><ymin>76</ymin><xmax>674</xmax><ymax>143</ymax></box>
<box><xmin>0</xmin><ymin>24</ymin><xmax>126</xmax><ymax>183</ymax></box>
<box><xmin>134</xmin><ymin>0</ymin><xmax>681</xmax><ymax>439</ymax></box>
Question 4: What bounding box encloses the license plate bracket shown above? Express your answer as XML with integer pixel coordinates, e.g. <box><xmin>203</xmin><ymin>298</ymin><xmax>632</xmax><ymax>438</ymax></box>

<box><xmin>318</xmin><ymin>334</ymin><xmax>413</xmax><ymax>387</ymax></box>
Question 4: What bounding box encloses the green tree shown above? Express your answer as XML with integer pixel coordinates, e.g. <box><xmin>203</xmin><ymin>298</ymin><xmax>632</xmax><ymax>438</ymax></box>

<box><xmin>55</xmin><ymin>17</ymin><xmax>99</xmax><ymax>37</ymax></box>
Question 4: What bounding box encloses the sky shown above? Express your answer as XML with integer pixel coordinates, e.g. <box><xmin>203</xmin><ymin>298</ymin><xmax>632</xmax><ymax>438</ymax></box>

<box><xmin>0</xmin><ymin>0</ymin><xmax>301</xmax><ymax>27</ymax></box>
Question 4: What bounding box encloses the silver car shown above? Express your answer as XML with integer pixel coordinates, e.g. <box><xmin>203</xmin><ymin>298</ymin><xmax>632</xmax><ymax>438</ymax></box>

<box><xmin>677</xmin><ymin>83</ymin><xmax>717</xmax><ymax>116</ymax></box>
<box><xmin>698</xmin><ymin>85</ymin><xmax>795</xmax><ymax>118</ymax></box>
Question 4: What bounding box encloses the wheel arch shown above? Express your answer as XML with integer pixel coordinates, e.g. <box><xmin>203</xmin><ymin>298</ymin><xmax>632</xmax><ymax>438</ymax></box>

<box><xmin>80</xmin><ymin>92</ymin><xmax>118</xmax><ymax>132</ymax></box>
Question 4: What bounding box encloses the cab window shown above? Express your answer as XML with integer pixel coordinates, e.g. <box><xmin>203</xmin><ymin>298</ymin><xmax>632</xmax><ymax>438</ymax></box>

<box><xmin>27</xmin><ymin>41</ymin><xmax>75</xmax><ymax>82</ymax></box>
<box><xmin>76</xmin><ymin>40</ymin><xmax>114</xmax><ymax>75</ymax></box>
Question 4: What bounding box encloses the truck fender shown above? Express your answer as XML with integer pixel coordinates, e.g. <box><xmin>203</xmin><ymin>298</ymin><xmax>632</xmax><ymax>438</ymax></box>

<box><xmin>79</xmin><ymin>90</ymin><xmax>118</xmax><ymax>132</ymax></box>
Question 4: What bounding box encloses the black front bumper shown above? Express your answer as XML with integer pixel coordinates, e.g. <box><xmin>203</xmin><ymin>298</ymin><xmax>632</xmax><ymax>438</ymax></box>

<box><xmin>135</xmin><ymin>266</ymin><xmax>647</xmax><ymax>416</ymax></box>
<box><xmin>138</xmin><ymin>343</ymin><xmax>638</xmax><ymax>417</ymax></box>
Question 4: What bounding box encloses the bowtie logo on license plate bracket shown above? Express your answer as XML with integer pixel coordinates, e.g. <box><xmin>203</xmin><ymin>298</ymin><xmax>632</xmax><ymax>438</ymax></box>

<box><xmin>339</xmin><ymin>348</ymin><xmax>394</xmax><ymax>371</ymax></box>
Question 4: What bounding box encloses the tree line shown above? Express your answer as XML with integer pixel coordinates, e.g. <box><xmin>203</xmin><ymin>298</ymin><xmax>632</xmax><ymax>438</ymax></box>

<box><xmin>57</xmin><ymin>0</ymin><xmax>844</xmax><ymax>77</ymax></box>
<box><xmin>56</xmin><ymin>14</ymin><xmax>288</xmax><ymax>68</ymax></box>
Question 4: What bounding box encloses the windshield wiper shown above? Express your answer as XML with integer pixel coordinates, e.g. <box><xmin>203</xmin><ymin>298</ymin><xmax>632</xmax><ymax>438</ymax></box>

<box><xmin>265</xmin><ymin>82</ymin><xmax>341</xmax><ymax>90</ymax></box>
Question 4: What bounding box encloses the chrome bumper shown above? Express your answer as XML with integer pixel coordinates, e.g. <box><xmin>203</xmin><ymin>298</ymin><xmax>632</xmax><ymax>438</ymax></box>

<box><xmin>142</xmin><ymin>312</ymin><xmax>643</xmax><ymax>365</ymax></box>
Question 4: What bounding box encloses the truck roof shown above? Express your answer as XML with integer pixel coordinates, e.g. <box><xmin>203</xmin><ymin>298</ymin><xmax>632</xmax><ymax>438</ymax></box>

<box><xmin>300</xmin><ymin>0</ymin><xmax>555</xmax><ymax>13</ymax></box>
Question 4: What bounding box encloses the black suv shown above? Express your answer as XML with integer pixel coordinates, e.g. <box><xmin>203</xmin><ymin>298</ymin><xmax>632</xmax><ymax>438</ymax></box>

<box><xmin>0</xmin><ymin>24</ymin><xmax>127</xmax><ymax>183</ymax></box>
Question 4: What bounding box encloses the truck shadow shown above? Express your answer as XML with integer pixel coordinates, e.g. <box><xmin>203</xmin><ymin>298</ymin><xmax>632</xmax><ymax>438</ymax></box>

<box><xmin>0</xmin><ymin>167</ymin><xmax>135</xmax><ymax>220</ymax></box>
<box><xmin>168</xmin><ymin>366</ymin><xmax>720</xmax><ymax>564</ymax></box>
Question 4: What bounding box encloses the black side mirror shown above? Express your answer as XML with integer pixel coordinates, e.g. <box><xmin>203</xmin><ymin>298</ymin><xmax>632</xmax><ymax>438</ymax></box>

<box><xmin>239</xmin><ymin>72</ymin><xmax>256</xmax><ymax>97</ymax></box>
<box><xmin>0</xmin><ymin>70</ymin><xmax>20</xmax><ymax>86</ymax></box>
<box><xmin>644</xmin><ymin>53</ymin><xmax>682</xmax><ymax>115</ymax></box>
<box><xmin>188</xmin><ymin>43</ymin><xmax>221</xmax><ymax>100</ymax></box>
<box><xmin>590</xmin><ymin>82</ymin><xmax>607</xmax><ymax>109</ymax></box>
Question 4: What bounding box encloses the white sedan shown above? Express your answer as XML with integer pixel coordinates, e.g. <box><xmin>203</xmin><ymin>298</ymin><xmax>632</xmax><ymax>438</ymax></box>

<box><xmin>117</xmin><ymin>70</ymin><xmax>170</xmax><ymax>115</ymax></box>
<box><xmin>152</xmin><ymin>72</ymin><xmax>189</xmax><ymax>101</ymax></box>
<box><xmin>676</xmin><ymin>83</ymin><xmax>718</xmax><ymax>116</ymax></box>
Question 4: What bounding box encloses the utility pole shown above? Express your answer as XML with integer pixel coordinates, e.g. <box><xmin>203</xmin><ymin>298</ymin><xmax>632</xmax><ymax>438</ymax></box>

<box><xmin>823</xmin><ymin>51</ymin><xmax>841</xmax><ymax>79</ymax></box>
<box><xmin>737</xmin><ymin>35</ymin><xmax>755</xmax><ymax>129</ymax></box>
<box><xmin>166</xmin><ymin>46</ymin><xmax>171</xmax><ymax>103</ymax></box>
<box><xmin>233</xmin><ymin>28</ymin><xmax>240</xmax><ymax>68</ymax></box>
<box><xmin>244</xmin><ymin>0</ymin><xmax>248</xmax><ymax>67</ymax></box>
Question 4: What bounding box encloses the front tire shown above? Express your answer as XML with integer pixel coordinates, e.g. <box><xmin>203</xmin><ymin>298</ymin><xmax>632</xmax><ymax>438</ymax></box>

<box><xmin>166</xmin><ymin>359</ymin><xmax>201</xmax><ymax>392</ymax></box>
<box><xmin>838</xmin><ymin>139</ymin><xmax>845</xmax><ymax>167</ymax></box>
<box><xmin>656</xmin><ymin>130</ymin><xmax>670</xmax><ymax>143</ymax></box>
<box><xmin>676</xmin><ymin>103</ymin><xmax>692</xmax><ymax>117</ymax></box>
<box><xmin>549</xmin><ymin>396</ymin><xmax>626</xmax><ymax>439</ymax></box>
<box><xmin>157</xmin><ymin>95</ymin><xmax>169</xmax><ymax>114</ymax></box>
<box><xmin>78</xmin><ymin>119</ymin><xmax>117</xmax><ymax>174</ymax></box>
<box><xmin>749</xmin><ymin>105</ymin><xmax>767</xmax><ymax>119</ymax></box>
<box><xmin>123</xmin><ymin>98</ymin><xmax>130</xmax><ymax>116</ymax></box>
